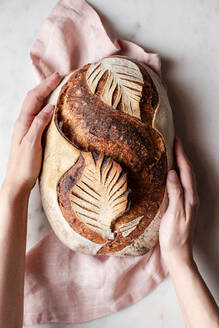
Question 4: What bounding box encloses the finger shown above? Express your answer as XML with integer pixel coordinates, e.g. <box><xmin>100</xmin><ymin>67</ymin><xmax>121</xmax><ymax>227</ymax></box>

<box><xmin>15</xmin><ymin>72</ymin><xmax>62</xmax><ymax>138</ymax></box>
<box><xmin>21</xmin><ymin>72</ymin><xmax>62</xmax><ymax>117</ymax></box>
<box><xmin>21</xmin><ymin>104</ymin><xmax>54</xmax><ymax>147</ymax></box>
<box><xmin>166</xmin><ymin>170</ymin><xmax>185</xmax><ymax>216</ymax></box>
<box><xmin>175</xmin><ymin>137</ymin><xmax>198</xmax><ymax>206</ymax></box>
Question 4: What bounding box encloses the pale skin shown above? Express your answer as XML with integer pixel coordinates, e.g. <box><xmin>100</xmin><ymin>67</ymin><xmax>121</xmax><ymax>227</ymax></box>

<box><xmin>0</xmin><ymin>74</ymin><xmax>218</xmax><ymax>328</ymax></box>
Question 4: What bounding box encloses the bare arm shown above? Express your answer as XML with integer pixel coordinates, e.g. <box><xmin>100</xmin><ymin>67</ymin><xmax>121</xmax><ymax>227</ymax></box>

<box><xmin>159</xmin><ymin>137</ymin><xmax>219</xmax><ymax>328</ymax></box>
<box><xmin>0</xmin><ymin>185</ymin><xmax>29</xmax><ymax>328</ymax></box>
<box><xmin>0</xmin><ymin>72</ymin><xmax>62</xmax><ymax>328</ymax></box>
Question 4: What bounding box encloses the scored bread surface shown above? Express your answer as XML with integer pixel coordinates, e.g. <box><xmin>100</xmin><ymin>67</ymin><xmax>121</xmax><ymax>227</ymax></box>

<box><xmin>39</xmin><ymin>55</ymin><xmax>174</xmax><ymax>256</ymax></box>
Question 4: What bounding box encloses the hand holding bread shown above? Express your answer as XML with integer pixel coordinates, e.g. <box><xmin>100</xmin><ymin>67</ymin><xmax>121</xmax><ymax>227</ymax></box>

<box><xmin>2</xmin><ymin>72</ymin><xmax>62</xmax><ymax>195</ymax></box>
<box><xmin>159</xmin><ymin>137</ymin><xmax>200</xmax><ymax>269</ymax></box>
<box><xmin>3</xmin><ymin>56</ymin><xmax>199</xmax><ymax>262</ymax></box>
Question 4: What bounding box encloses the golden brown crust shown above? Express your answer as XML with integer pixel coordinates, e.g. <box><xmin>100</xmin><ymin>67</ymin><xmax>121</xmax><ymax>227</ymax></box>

<box><xmin>54</xmin><ymin>60</ymin><xmax>167</xmax><ymax>255</ymax></box>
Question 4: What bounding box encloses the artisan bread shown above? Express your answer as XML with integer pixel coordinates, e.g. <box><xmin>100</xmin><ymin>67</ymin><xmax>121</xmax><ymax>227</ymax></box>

<box><xmin>39</xmin><ymin>55</ymin><xmax>174</xmax><ymax>256</ymax></box>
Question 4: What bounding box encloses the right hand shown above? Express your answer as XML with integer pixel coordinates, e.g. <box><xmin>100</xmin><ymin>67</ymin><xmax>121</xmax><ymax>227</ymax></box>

<box><xmin>159</xmin><ymin>137</ymin><xmax>200</xmax><ymax>269</ymax></box>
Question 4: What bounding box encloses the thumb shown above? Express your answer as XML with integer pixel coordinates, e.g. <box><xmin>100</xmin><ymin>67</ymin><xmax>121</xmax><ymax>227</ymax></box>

<box><xmin>166</xmin><ymin>170</ymin><xmax>184</xmax><ymax>212</ymax></box>
<box><xmin>23</xmin><ymin>104</ymin><xmax>54</xmax><ymax>146</ymax></box>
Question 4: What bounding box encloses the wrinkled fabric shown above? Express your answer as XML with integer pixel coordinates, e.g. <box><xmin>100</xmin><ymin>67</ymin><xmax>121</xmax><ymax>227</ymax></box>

<box><xmin>24</xmin><ymin>0</ymin><xmax>168</xmax><ymax>325</ymax></box>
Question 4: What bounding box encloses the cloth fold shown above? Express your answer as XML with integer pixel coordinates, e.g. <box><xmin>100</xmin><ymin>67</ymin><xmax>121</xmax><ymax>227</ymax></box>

<box><xmin>24</xmin><ymin>0</ymin><xmax>168</xmax><ymax>325</ymax></box>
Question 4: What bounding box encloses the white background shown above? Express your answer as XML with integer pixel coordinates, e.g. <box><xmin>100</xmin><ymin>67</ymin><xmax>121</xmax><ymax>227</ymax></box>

<box><xmin>0</xmin><ymin>0</ymin><xmax>218</xmax><ymax>327</ymax></box>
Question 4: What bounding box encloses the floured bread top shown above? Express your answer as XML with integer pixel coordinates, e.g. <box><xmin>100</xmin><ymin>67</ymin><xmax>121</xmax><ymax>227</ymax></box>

<box><xmin>47</xmin><ymin>55</ymin><xmax>171</xmax><ymax>255</ymax></box>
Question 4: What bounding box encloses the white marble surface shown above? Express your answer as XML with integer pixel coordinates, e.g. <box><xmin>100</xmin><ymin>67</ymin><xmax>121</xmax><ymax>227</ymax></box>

<box><xmin>0</xmin><ymin>0</ymin><xmax>219</xmax><ymax>327</ymax></box>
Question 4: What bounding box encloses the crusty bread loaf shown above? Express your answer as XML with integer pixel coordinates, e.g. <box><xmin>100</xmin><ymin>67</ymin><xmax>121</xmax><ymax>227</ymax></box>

<box><xmin>39</xmin><ymin>55</ymin><xmax>174</xmax><ymax>256</ymax></box>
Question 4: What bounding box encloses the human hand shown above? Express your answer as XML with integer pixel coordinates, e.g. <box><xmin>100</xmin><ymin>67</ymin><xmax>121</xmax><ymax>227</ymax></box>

<box><xmin>2</xmin><ymin>72</ymin><xmax>62</xmax><ymax>196</ymax></box>
<box><xmin>159</xmin><ymin>137</ymin><xmax>200</xmax><ymax>269</ymax></box>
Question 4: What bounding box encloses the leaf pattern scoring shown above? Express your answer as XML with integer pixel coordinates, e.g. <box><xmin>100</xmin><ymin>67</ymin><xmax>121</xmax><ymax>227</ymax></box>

<box><xmin>70</xmin><ymin>153</ymin><xmax>131</xmax><ymax>240</ymax></box>
<box><xmin>86</xmin><ymin>56</ymin><xmax>144</xmax><ymax>120</ymax></box>
<box><xmin>118</xmin><ymin>215</ymin><xmax>144</xmax><ymax>237</ymax></box>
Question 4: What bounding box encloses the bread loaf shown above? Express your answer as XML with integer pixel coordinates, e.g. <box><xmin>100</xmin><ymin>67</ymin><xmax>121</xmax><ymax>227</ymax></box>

<box><xmin>39</xmin><ymin>55</ymin><xmax>174</xmax><ymax>256</ymax></box>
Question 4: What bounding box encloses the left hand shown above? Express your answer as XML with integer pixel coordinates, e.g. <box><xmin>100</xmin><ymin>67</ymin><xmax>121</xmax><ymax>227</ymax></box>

<box><xmin>3</xmin><ymin>72</ymin><xmax>62</xmax><ymax>195</ymax></box>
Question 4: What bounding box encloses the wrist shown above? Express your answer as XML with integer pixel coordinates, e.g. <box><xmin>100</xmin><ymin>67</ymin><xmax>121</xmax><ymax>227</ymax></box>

<box><xmin>162</xmin><ymin>248</ymin><xmax>195</xmax><ymax>274</ymax></box>
<box><xmin>1</xmin><ymin>176</ymin><xmax>31</xmax><ymax>203</ymax></box>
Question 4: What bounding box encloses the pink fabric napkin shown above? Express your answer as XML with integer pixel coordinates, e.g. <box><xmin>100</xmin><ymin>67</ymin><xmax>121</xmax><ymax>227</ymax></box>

<box><xmin>24</xmin><ymin>0</ymin><xmax>168</xmax><ymax>325</ymax></box>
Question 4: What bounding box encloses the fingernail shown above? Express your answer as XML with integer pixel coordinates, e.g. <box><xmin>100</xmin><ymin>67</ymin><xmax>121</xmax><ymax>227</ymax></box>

<box><xmin>168</xmin><ymin>170</ymin><xmax>177</xmax><ymax>181</ymax></box>
<box><xmin>50</xmin><ymin>71</ymin><xmax>61</xmax><ymax>79</ymax></box>
<box><xmin>43</xmin><ymin>104</ymin><xmax>54</xmax><ymax>113</ymax></box>
<box><xmin>175</xmin><ymin>136</ymin><xmax>179</xmax><ymax>144</ymax></box>
<box><xmin>176</xmin><ymin>136</ymin><xmax>182</xmax><ymax>146</ymax></box>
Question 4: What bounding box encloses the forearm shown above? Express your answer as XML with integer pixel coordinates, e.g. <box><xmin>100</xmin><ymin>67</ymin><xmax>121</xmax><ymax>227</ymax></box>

<box><xmin>0</xmin><ymin>181</ymin><xmax>30</xmax><ymax>328</ymax></box>
<box><xmin>167</xmin><ymin>254</ymin><xmax>219</xmax><ymax>328</ymax></box>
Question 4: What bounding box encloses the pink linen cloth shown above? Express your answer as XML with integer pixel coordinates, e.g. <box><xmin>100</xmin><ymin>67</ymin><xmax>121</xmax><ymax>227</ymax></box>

<box><xmin>24</xmin><ymin>0</ymin><xmax>168</xmax><ymax>325</ymax></box>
